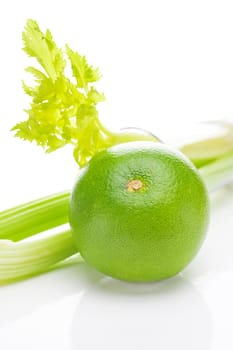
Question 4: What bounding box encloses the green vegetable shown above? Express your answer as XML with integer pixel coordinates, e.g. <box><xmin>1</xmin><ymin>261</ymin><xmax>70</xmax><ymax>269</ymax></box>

<box><xmin>12</xmin><ymin>19</ymin><xmax>157</xmax><ymax>167</ymax></box>
<box><xmin>0</xmin><ymin>230</ymin><xmax>75</xmax><ymax>284</ymax></box>
<box><xmin>0</xmin><ymin>19</ymin><xmax>233</xmax><ymax>284</ymax></box>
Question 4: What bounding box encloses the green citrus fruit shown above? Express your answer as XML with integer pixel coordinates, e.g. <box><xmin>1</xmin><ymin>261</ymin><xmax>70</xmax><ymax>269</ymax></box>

<box><xmin>70</xmin><ymin>141</ymin><xmax>209</xmax><ymax>282</ymax></box>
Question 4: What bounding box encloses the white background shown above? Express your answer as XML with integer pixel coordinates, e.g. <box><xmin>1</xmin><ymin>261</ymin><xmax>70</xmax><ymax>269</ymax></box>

<box><xmin>0</xmin><ymin>1</ymin><xmax>233</xmax><ymax>349</ymax></box>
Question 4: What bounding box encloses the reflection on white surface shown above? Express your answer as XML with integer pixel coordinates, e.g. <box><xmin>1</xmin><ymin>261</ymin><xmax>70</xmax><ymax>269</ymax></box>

<box><xmin>0</xmin><ymin>262</ymin><xmax>104</xmax><ymax>350</ymax></box>
<box><xmin>71</xmin><ymin>276</ymin><xmax>213</xmax><ymax>350</ymax></box>
<box><xmin>0</xmin><ymin>258</ymin><xmax>102</xmax><ymax>327</ymax></box>
<box><xmin>0</xmin><ymin>258</ymin><xmax>214</xmax><ymax>350</ymax></box>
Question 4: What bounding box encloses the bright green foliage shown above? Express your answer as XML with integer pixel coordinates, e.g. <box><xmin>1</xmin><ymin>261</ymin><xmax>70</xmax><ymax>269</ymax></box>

<box><xmin>66</xmin><ymin>45</ymin><xmax>102</xmax><ymax>90</ymax></box>
<box><xmin>22</xmin><ymin>20</ymin><xmax>65</xmax><ymax>81</ymax></box>
<box><xmin>12</xmin><ymin>19</ymin><xmax>107</xmax><ymax>167</ymax></box>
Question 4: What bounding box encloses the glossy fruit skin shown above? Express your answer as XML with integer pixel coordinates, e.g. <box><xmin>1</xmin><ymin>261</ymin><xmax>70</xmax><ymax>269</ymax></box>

<box><xmin>70</xmin><ymin>142</ymin><xmax>209</xmax><ymax>282</ymax></box>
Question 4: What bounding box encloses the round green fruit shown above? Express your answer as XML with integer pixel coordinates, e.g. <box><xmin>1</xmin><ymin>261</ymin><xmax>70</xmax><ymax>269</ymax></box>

<box><xmin>70</xmin><ymin>142</ymin><xmax>209</xmax><ymax>282</ymax></box>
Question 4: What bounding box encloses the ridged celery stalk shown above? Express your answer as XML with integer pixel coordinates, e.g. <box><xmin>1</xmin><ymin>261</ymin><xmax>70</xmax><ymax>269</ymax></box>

<box><xmin>0</xmin><ymin>230</ymin><xmax>76</xmax><ymax>284</ymax></box>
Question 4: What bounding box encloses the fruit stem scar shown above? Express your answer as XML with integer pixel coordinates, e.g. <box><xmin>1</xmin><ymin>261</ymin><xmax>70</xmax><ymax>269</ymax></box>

<box><xmin>127</xmin><ymin>179</ymin><xmax>143</xmax><ymax>192</ymax></box>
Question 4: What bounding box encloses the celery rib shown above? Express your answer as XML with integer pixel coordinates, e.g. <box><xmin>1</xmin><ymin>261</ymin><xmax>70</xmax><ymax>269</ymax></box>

<box><xmin>0</xmin><ymin>229</ymin><xmax>77</xmax><ymax>284</ymax></box>
<box><xmin>0</xmin><ymin>191</ymin><xmax>70</xmax><ymax>241</ymax></box>
<box><xmin>199</xmin><ymin>151</ymin><xmax>233</xmax><ymax>192</ymax></box>
<box><xmin>180</xmin><ymin>120</ymin><xmax>233</xmax><ymax>167</ymax></box>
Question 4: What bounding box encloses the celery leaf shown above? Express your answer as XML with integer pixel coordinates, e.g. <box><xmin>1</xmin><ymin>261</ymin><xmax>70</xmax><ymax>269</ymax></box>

<box><xmin>12</xmin><ymin>19</ymin><xmax>109</xmax><ymax>167</ymax></box>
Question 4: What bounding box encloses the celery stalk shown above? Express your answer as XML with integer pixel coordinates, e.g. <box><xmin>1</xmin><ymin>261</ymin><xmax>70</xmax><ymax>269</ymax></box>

<box><xmin>0</xmin><ymin>191</ymin><xmax>70</xmax><ymax>242</ymax></box>
<box><xmin>199</xmin><ymin>151</ymin><xmax>233</xmax><ymax>192</ymax></box>
<box><xmin>180</xmin><ymin>120</ymin><xmax>233</xmax><ymax>167</ymax></box>
<box><xmin>0</xmin><ymin>230</ymin><xmax>76</xmax><ymax>284</ymax></box>
<box><xmin>1</xmin><ymin>20</ymin><xmax>233</xmax><ymax>284</ymax></box>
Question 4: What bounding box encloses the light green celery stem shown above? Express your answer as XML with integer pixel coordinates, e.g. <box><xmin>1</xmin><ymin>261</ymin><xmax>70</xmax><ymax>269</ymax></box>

<box><xmin>199</xmin><ymin>151</ymin><xmax>233</xmax><ymax>192</ymax></box>
<box><xmin>0</xmin><ymin>191</ymin><xmax>70</xmax><ymax>241</ymax></box>
<box><xmin>180</xmin><ymin>121</ymin><xmax>233</xmax><ymax>167</ymax></box>
<box><xmin>111</xmin><ymin>130</ymin><xmax>159</xmax><ymax>144</ymax></box>
<box><xmin>0</xmin><ymin>229</ymin><xmax>76</xmax><ymax>284</ymax></box>
<box><xmin>113</xmin><ymin>121</ymin><xmax>233</xmax><ymax>167</ymax></box>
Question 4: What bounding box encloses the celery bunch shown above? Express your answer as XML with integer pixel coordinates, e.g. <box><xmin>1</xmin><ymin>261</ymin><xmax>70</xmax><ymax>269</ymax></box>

<box><xmin>0</xmin><ymin>20</ymin><xmax>233</xmax><ymax>284</ymax></box>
